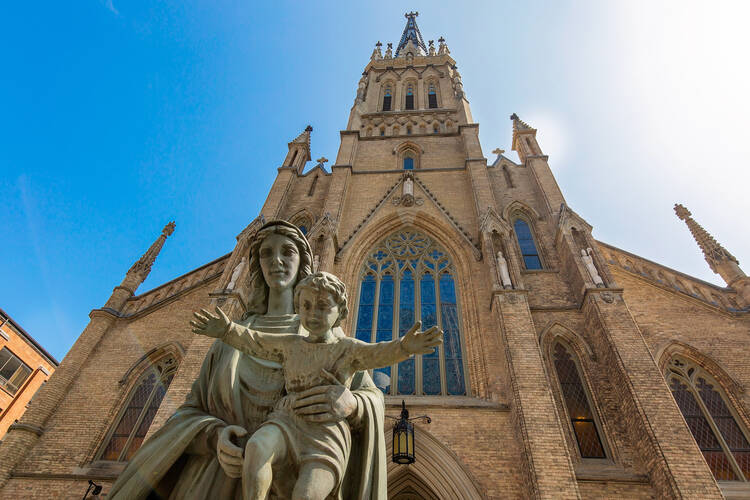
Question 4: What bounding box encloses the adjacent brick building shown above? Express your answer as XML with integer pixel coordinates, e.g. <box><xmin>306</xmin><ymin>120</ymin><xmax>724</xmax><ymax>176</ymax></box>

<box><xmin>1</xmin><ymin>13</ymin><xmax>748</xmax><ymax>499</ymax></box>
<box><xmin>0</xmin><ymin>308</ymin><xmax>58</xmax><ymax>439</ymax></box>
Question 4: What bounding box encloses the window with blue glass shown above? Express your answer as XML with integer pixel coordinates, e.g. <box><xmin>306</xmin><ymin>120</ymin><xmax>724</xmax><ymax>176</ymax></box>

<box><xmin>353</xmin><ymin>230</ymin><xmax>467</xmax><ymax>396</ymax></box>
<box><xmin>405</xmin><ymin>84</ymin><xmax>415</xmax><ymax>110</ymax></box>
<box><xmin>428</xmin><ymin>83</ymin><xmax>438</xmax><ymax>108</ymax></box>
<box><xmin>403</xmin><ymin>156</ymin><xmax>414</xmax><ymax>170</ymax></box>
<box><xmin>383</xmin><ymin>86</ymin><xmax>392</xmax><ymax>111</ymax></box>
<box><xmin>514</xmin><ymin>218</ymin><xmax>542</xmax><ymax>270</ymax></box>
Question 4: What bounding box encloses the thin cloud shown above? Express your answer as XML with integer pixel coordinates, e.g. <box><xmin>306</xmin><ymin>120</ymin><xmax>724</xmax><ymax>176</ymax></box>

<box><xmin>102</xmin><ymin>0</ymin><xmax>119</xmax><ymax>15</ymax></box>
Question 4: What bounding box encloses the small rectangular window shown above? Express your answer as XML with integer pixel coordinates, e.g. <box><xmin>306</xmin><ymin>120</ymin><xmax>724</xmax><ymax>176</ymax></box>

<box><xmin>428</xmin><ymin>93</ymin><xmax>438</xmax><ymax>108</ymax></box>
<box><xmin>0</xmin><ymin>347</ymin><xmax>32</xmax><ymax>395</ymax></box>
<box><xmin>383</xmin><ymin>95</ymin><xmax>392</xmax><ymax>111</ymax></box>
<box><xmin>405</xmin><ymin>94</ymin><xmax>414</xmax><ymax>110</ymax></box>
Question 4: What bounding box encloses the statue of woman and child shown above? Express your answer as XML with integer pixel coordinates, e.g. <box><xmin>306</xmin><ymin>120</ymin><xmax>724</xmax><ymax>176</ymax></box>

<box><xmin>109</xmin><ymin>220</ymin><xmax>442</xmax><ymax>499</ymax></box>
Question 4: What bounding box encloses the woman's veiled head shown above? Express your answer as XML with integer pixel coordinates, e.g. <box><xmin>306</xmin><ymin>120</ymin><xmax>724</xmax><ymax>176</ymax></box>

<box><xmin>245</xmin><ymin>221</ymin><xmax>313</xmax><ymax>315</ymax></box>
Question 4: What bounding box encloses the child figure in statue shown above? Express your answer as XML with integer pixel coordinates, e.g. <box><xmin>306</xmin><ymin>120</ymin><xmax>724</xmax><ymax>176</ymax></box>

<box><xmin>191</xmin><ymin>272</ymin><xmax>442</xmax><ymax>500</ymax></box>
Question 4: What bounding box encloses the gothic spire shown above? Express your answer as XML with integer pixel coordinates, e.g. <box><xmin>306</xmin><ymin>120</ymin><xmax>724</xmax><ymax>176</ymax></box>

<box><xmin>127</xmin><ymin>221</ymin><xmax>176</xmax><ymax>281</ymax></box>
<box><xmin>674</xmin><ymin>204</ymin><xmax>738</xmax><ymax>274</ymax></box>
<box><xmin>288</xmin><ymin>125</ymin><xmax>312</xmax><ymax>163</ymax></box>
<box><xmin>510</xmin><ymin>113</ymin><xmax>534</xmax><ymax>132</ymax></box>
<box><xmin>395</xmin><ymin>11</ymin><xmax>427</xmax><ymax>57</ymax></box>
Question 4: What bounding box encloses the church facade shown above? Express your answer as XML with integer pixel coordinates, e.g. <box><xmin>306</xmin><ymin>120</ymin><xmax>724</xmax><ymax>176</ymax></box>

<box><xmin>1</xmin><ymin>13</ymin><xmax>749</xmax><ymax>499</ymax></box>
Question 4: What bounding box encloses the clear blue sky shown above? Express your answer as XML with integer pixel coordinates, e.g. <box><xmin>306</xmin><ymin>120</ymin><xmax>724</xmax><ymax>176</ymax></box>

<box><xmin>3</xmin><ymin>1</ymin><xmax>749</xmax><ymax>361</ymax></box>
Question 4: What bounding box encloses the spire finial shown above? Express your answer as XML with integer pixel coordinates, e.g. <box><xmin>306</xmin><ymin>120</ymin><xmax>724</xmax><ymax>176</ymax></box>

<box><xmin>492</xmin><ymin>148</ymin><xmax>505</xmax><ymax>156</ymax></box>
<box><xmin>128</xmin><ymin>221</ymin><xmax>176</xmax><ymax>280</ymax></box>
<box><xmin>316</xmin><ymin>157</ymin><xmax>328</xmax><ymax>165</ymax></box>
<box><xmin>305</xmin><ymin>125</ymin><xmax>313</xmax><ymax>132</ymax></box>
<box><xmin>674</xmin><ymin>203</ymin><xmax>739</xmax><ymax>275</ymax></box>
<box><xmin>396</xmin><ymin>11</ymin><xmax>427</xmax><ymax>57</ymax></box>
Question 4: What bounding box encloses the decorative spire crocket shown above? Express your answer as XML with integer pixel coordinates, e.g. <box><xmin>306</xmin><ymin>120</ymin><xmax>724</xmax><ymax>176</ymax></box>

<box><xmin>128</xmin><ymin>221</ymin><xmax>176</xmax><ymax>280</ymax></box>
<box><xmin>674</xmin><ymin>204</ymin><xmax>738</xmax><ymax>273</ymax></box>
<box><xmin>395</xmin><ymin>11</ymin><xmax>427</xmax><ymax>57</ymax></box>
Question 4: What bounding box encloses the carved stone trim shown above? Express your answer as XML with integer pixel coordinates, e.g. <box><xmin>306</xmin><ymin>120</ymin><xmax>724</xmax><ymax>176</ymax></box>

<box><xmin>8</xmin><ymin>422</ymin><xmax>44</xmax><ymax>436</ymax></box>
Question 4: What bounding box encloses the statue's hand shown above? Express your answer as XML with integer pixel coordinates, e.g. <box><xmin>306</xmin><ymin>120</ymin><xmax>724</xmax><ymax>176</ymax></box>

<box><xmin>216</xmin><ymin>425</ymin><xmax>247</xmax><ymax>478</ymax></box>
<box><xmin>191</xmin><ymin>307</ymin><xmax>231</xmax><ymax>339</ymax></box>
<box><xmin>292</xmin><ymin>370</ymin><xmax>357</xmax><ymax>423</ymax></box>
<box><xmin>401</xmin><ymin>321</ymin><xmax>443</xmax><ymax>355</ymax></box>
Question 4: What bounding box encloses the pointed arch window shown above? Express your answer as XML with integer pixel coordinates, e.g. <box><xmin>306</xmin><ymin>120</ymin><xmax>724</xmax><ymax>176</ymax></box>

<box><xmin>383</xmin><ymin>86</ymin><xmax>392</xmax><ymax>111</ymax></box>
<box><xmin>552</xmin><ymin>342</ymin><xmax>606</xmax><ymax>458</ymax></box>
<box><xmin>514</xmin><ymin>218</ymin><xmax>542</xmax><ymax>270</ymax></box>
<box><xmin>405</xmin><ymin>84</ymin><xmax>415</xmax><ymax>110</ymax></box>
<box><xmin>354</xmin><ymin>230</ymin><xmax>467</xmax><ymax>396</ymax></box>
<box><xmin>98</xmin><ymin>355</ymin><xmax>178</xmax><ymax>462</ymax></box>
<box><xmin>428</xmin><ymin>83</ymin><xmax>438</xmax><ymax>108</ymax></box>
<box><xmin>666</xmin><ymin>356</ymin><xmax>750</xmax><ymax>481</ymax></box>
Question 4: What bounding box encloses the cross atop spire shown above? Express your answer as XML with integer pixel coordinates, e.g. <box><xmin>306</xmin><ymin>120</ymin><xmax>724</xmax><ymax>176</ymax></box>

<box><xmin>395</xmin><ymin>11</ymin><xmax>427</xmax><ymax>57</ymax></box>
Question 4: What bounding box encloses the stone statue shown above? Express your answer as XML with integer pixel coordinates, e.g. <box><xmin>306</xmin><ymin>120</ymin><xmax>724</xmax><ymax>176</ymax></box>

<box><xmin>496</xmin><ymin>250</ymin><xmax>513</xmax><ymax>289</ymax></box>
<box><xmin>385</xmin><ymin>43</ymin><xmax>393</xmax><ymax>59</ymax></box>
<box><xmin>313</xmin><ymin>254</ymin><xmax>320</xmax><ymax>272</ymax></box>
<box><xmin>403</xmin><ymin>174</ymin><xmax>414</xmax><ymax>197</ymax></box>
<box><xmin>356</xmin><ymin>73</ymin><xmax>368</xmax><ymax>102</ymax></box>
<box><xmin>109</xmin><ymin>221</ymin><xmax>388</xmax><ymax>499</ymax></box>
<box><xmin>581</xmin><ymin>248</ymin><xmax>605</xmax><ymax>287</ymax></box>
<box><xmin>192</xmin><ymin>272</ymin><xmax>441</xmax><ymax>499</ymax></box>
<box><xmin>227</xmin><ymin>256</ymin><xmax>247</xmax><ymax>291</ymax></box>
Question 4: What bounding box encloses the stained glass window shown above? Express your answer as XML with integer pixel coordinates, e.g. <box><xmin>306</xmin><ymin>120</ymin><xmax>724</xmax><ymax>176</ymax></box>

<box><xmin>354</xmin><ymin>230</ymin><xmax>467</xmax><ymax>396</ymax></box>
<box><xmin>514</xmin><ymin>219</ymin><xmax>542</xmax><ymax>270</ymax></box>
<box><xmin>667</xmin><ymin>357</ymin><xmax>750</xmax><ymax>481</ymax></box>
<box><xmin>552</xmin><ymin>342</ymin><xmax>606</xmax><ymax>459</ymax></box>
<box><xmin>100</xmin><ymin>355</ymin><xmax>178</xmax><ymax>462</ymax></box>
<box><xmin>403</xmin><ymin>157</ymin><xmax>414</xmax><ymax>170</ymax></box>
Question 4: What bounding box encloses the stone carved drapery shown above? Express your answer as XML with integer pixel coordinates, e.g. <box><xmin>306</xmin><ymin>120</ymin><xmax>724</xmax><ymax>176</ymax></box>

<box><xmin>353</xmin><ymin>230</ymin><xmax>467</xmax><ymax>396</ymax></box>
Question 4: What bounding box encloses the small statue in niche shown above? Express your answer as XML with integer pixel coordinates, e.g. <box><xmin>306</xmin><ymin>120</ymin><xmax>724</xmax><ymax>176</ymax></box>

<box><xmin>356</xmin><ymin>73</ymin><xmax>368</xmax><ymax>101</ymax></box>
<box><xmin>226</xmin><ymin>256</ymin><xmax>246</xmax><ymax>291</ymax></box>
<box><xmin>192</xmin><ymin>272</ymin><xmax>442</xmax><ymax>500</ymax></box>
<box><xmin>581</xmin><ymin>248</ymin><xmax>605</xmax><ymax>287</ymax></box>
<box><xmin>313</xmin><ymin>254</ymin><xmax>320</xmax><ymax>272</ymax></box>
<box><xmin>452</xmin><ymin>69</ymin><xmax>464</xmax><ymax>98</ymax></box>
<box><xmin>496</xmin><ymin>250</ymin><xmax>513</xmax><ymax>289</ymax></box>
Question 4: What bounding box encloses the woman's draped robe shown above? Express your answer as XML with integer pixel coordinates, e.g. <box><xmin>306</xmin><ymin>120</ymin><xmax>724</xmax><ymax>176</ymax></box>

<box><xmin>108</xmin><ymin>314</ymin><xmax>387</xmax><ymax>499</ymax></box>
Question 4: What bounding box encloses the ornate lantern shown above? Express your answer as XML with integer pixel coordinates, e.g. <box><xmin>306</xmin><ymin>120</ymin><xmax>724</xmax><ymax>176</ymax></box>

<box><xmin>390</xmin><ymin>400</ymin><xmax>431</xmax><ymax>465</ymax></box>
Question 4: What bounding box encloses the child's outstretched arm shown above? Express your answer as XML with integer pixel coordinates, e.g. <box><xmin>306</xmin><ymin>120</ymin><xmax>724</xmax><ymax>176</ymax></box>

<box><xmin>191</xmin><ymin>306</ymin><xmax>285</xmax><ymax>363</ymax></box>
<box><xmin>349</xmin><ymin>321</ymin><xmax>442</xmax><ymax>372</ymax></box>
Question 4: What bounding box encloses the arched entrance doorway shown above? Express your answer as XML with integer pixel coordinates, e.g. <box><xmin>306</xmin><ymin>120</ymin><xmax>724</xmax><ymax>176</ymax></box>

<box><xmin>386</xmin><ymin>426</ymin><xmax>484</xmax><ymax>499</ymax></box>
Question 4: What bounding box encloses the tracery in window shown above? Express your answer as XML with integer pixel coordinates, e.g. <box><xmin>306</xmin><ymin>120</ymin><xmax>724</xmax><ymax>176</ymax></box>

<box><xmin>513</xmin><ymin>218</ymin><xmax>542</xmax><ymax>270</ymax></box>
<box><xmin>354</xmin><ymin>230</ymin><xmax>466</xmax><ymax>396</ymax></box>
<box><xmin>552</xmin><ymin>342</ymin><xmax>606</xmax><ymax>459</ymax></box>
<box><xmin>667</xmin><ymin>356</ymin><xmax>750</xmax><ymax>481</ymax></box>
<box><xmin>99</xmin><ymin>355</ymin><xmax>178</xmax><ymax>462</ymax></box>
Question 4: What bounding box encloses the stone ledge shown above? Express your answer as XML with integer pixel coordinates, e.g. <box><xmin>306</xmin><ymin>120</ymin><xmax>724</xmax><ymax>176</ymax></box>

<box><xmin>719</xmin><ymin>481</ymin><xmax>750</xmax><ymax>500</ymax></box>
<box><xmin>574</xmin><ymin>461</ymin><xmax>648</xmax><ymax>483</ymax></box>
<box><xmin>386</xmin><ymin>395</ymin><xmax>509</xmax><ymax>410</ymax></box>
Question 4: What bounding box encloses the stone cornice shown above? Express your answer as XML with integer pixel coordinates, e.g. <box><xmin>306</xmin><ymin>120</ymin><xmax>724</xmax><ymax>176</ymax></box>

<box><xmin>8</xmin><ymin>422</ymin><xmax>44</xmax><ymax>437</ymax></box>
<box><xmin>365</xmin><ymin>55</ymin><xmax>454</xmax><ymax>73</ymax></box>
